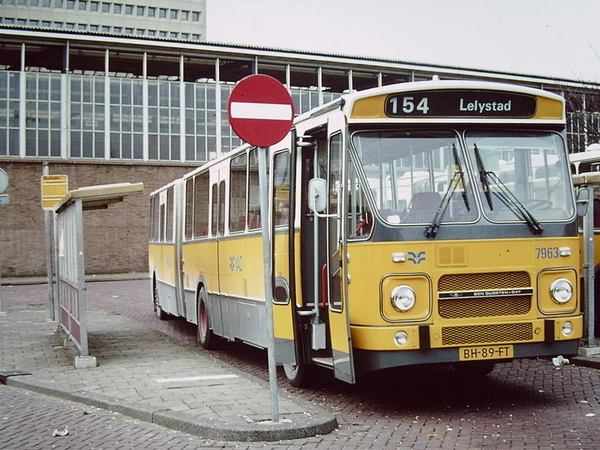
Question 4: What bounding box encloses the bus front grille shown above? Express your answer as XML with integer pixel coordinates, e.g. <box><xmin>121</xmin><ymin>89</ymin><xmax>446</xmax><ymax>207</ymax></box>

<box><xmin>441</xmin><ymin>322</ymin><xmax>533</xmax><ymax>346</ymax></box>
<box><xmin>438</xmin><ymin>271</ymin><xmax>532</xmax><ymax>319</ymax></box>
<box><xmin>438</xmin><ymin>271</ymin><xmax>531</xmax><ymax>291</ymax></box>
<box><xmin>439</xmin><ymin>296</ymin><xmax>531</xmax><ymax>319</ymax></box>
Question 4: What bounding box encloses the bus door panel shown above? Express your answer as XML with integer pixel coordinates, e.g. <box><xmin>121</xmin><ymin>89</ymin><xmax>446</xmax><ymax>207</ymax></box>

<box><xmin>326</xmin><ymin>128</ymin><xmax>355</xmax><ymax>384</ymax></box>
<box><xmin>210</xmin><ymin>165</ymin><xmax>227</xmax><ymax>338</ymax></box>
<box><xmin>271</xmin><ymin>149</ymin><xmax>297</xmax><ymax>364</ymax></box>
<box><xmin>174</xmin><ymin>180</ymin><xmax>186</xmax><ymax>318</ymax></box>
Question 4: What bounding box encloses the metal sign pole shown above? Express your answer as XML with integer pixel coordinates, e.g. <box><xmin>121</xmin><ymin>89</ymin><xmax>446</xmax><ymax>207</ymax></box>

<box><xmin>257</xmin><ymin>145</ymin><xmax>279</xmax><ymax>422</ymax></box>
<box><xmin>584</xmin><ymin>184</ymin><xmax>595</xmax><ymax>346</ymax></box>
<box><xmin>43</xmin><ymin>163</ymin><xmax>56</xmax><ymax>321</ymax></box>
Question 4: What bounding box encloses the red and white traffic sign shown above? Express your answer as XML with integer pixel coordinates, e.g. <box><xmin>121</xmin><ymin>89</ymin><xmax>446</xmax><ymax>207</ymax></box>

<box><xmin>227</xmin><ymin>74</ymin><xmax>295</xmax><ymax>148</ymax></box>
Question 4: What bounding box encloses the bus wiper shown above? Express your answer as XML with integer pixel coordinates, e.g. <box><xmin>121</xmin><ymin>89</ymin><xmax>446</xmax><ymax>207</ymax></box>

<box><xmin>485</xmin><ymin>171</ymin><xmax>544</xmax><ymax>235</ymax></box>
<box><xmin>425</xmin><ymin>144</ymin><xmax>469</xmax><ymax>238</ymax></box>
<box><xmin>473</xmin><ymin>143</ymin><xmax>493</xmax><ymax>209</ymax></box>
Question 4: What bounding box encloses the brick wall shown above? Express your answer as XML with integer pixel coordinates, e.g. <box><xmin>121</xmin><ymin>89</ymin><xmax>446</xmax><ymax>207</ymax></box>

<box><xmin>0</xmin><ymin>160</ymin><xmax>192</xmax><ymax>278</ymax></box>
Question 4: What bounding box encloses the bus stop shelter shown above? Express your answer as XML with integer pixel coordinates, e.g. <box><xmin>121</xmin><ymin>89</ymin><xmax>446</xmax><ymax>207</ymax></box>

<box><xmin>53</xmin><ymin>182</ymin><xmax>144</xmax><ymax>369</ymax></box>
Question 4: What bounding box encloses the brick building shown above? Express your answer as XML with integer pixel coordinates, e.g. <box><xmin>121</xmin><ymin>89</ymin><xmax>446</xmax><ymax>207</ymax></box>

<box><xmin>1</xmin><ymin>26</ymin><xmax>599</xmax><ymax>278</ymax></box>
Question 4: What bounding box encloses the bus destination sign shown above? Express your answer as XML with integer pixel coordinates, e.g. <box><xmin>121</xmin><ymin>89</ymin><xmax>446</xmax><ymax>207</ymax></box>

<box><xmin>385</xmin><ymin>90</ymin><xmax>537</xmax><ymax>118</ymax></box>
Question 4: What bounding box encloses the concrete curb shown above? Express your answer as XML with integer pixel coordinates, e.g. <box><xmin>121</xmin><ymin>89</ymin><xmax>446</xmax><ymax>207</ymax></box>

<box><xmin>4</xmin><ymin>374</ymin><xmax>338</xmax><ymax>442</ymax></box>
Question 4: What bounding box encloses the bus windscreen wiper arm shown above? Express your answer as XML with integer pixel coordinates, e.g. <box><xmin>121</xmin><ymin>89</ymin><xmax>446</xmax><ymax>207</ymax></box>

<box><xmin>425</xmin><ymin>144</ymin><xmax>470</xmax><ymax>238</ymax></box>
<box><xmin>425</xmin><ymin>170</ymin><xmax>463</xmax><ymax>238</ymax></box>
<box><xmin>474</xmin><ymin>143</ymin><xmax>493</xmax><ymax>209</ymax></box>
<box><xmin>486</xmin><ymin>171</ymin><xmax>544</xmax><ymax>235</ymax></box>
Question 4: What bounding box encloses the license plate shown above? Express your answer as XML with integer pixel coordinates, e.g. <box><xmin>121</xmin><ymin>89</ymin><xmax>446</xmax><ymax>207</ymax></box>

<box><xmin>459</xmin><ymin>344</ymin><xmax>514</xmax><ymax>361</ymax></box>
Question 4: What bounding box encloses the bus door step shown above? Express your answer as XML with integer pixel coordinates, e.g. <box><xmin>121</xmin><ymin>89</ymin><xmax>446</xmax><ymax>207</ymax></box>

<box><xmin>311</xmin><ymin>356</ymin><xmax>334</xmax><ymax>368</ymax></box>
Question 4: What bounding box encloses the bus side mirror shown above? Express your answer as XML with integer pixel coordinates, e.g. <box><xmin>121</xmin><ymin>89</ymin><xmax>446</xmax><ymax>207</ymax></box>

<box><xmin>576</xmin><ymin>187</ymin><xmax>590</xmax><ymax>218</ymax></box>
<box><xmin>308</xmin><ymin>178</ymin><xmax>327</xmax><ymax>213</ymax></box>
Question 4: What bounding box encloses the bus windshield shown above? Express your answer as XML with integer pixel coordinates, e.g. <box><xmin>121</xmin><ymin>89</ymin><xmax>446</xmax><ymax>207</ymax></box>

<box><xmin>465</xmin><ymin>131</ymin><xmax>574</xmax><ymax>223</ymax></box>
<box><xmin>351</xmin><ymin>130</ymin><xmax>478</xmax><ymax>225</ymax></box>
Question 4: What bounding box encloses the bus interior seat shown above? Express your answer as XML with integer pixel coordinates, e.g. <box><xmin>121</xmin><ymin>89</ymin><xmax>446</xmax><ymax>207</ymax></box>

<box><xmin>403</xmin><ymin>192</ymin><xmax>442</xmax><ymax>223</ymax></box>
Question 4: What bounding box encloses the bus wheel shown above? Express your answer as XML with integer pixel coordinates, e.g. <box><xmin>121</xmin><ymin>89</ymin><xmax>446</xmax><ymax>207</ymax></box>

<box><xmin>452</xmin><ymin>361</ymin><xmax>496</xmax><ymax>378</ymax></box>
<box><xmin>283</xmin><ymin>362</ymin><xmax>314</xmax><ymax>388</ymax></box>
<box><xmin>197</xmin><ymin>287</ymin><xmax>215</xmax><ymax>349</ymax></box>
<box><xmin>153</xmin><ymin>280</ymin><xmax>168</xmax><ymax>320</ymax></box>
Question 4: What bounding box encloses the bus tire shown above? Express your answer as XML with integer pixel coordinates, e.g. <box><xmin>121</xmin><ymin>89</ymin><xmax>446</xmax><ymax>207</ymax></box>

<box><xmin>153</xmin><ymin>279</ymin><xmax>168</xmax><ymax>321</ymax></box>
<box><xmin>197</xmin><ymin>287</ymin><xmax>216</xmax><ymax>349</ymax></box>
<box><xmin>283</xmin><ymin>362</ymin><xmax>314</xmax><ymax>388</ymax></box>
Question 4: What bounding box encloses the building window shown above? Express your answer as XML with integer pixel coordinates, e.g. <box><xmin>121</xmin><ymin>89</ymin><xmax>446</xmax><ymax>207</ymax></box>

<box><xmin>114</xmin><ymin>3</ymin><xmax>122</xmax><ymax>13</ymax></box>
<box><xmin>158</xmin><ymin>30</ymin><xmax>166</xmax><ymax>38</ymax></box>
<box><xmin>148</xmin><ymin>80</ymin><xmax>183</xmax><ymax>161</ymax></box>
<box><xmin>125</xmin><ymin>4</ymin><xmax>133</xmax><ymax>14</ymax></box>
<box><xmin>29</xmin><ymin>20</ymin><xmax>39</xmax><ymax>26</ymax></box>
<box><xmin>136</xmin><ymin>5</ymin><xmax>144</xmax><ymax>16</ymax></box>
<box><xmin>113</xmin><ymin>26</ymin><xmax>121</xmax><ymax>32</ymax></box>
<box><xmin>147</xmin><ymin>29</ymin><xmax>155</xmax><ymax>36</ymax></box>
<box><xmin>42</xmin><ymin>0</ymin><xmax>52</xmax><ymax>6</ymax></box>
<box><xmin>101</xmin><ymin>25</ymin><xmax>109</xmax><ymax>32</ymax></box>
<box><xmin>136</xmin><ymin>28</ymin><xmax>144</xmax><ymax>35</ymax></box>
<box><xmin>54</xmin><ymin>0</ymin><xmax>63</xmax><ymax>7</ymax></box>
<box><xmin>30</xmin><ymin>0</ymin><xmax>39</xmax><ymax>6</ymax></box>
<box><xmin>66</xmin><ymin>0</ymin><xmax>74</xmax><ymax>9</ymax></box>
<box><xmin>78</xmin><ymin>0</ymin><xmax>86</xmax><ymax>10</ymax></box>
<box><xmin>54</xmin><ymin>21</ymin><xmax>63</xmax><ymax>27</ymax></box>
<box><xmin>17</xmin><ymin>19</ymin><xmax>27</xmax><ymax>25</ymax></box>
<box><xmin>22</xmin><ymin>73</ymin><xmax>62</xmax><ymax>158</ymax></box>
<box><xmin>110</xmin><ymin>78</ymin><xmax>144</xmax><ymax>160</ymax></box>
<box><xmin>181</xmin><ymin>10</ymin><xmax>189</xmax><ymax>20</ymax></box>
<box><xmin>147</xmin><ymin>7</ymin><xmax>155</xmax><ymax>17</ymax></box>
<box><xmin>18</xmin><ymin>0</ymin><xmax>26</xmax><ymax>5</ymax></box>
<box><xmin>170</xmin><ymin>9</ymin><xmax>178</xmax><ymax>19</ymax></box>
<box><xmin>78</xmin><ymin>24</ymin><xmax>87</xmax><ymax>30</ymax></box>
<box><xmin>181</xmin><ymin>33</ymin><xmax>189</xmax><ymax>39</ymax></box>
<box><xmin>90</xmin><ymin>1</ymin><xmax>98</xmax><ymax>11</ymax></box>
<box><xmin>101</xmin><ymin>2</ymin><xmax>109</xmax><ymax>12</ymax></box>
<box><xmin>159</xmin><ymin>8</ymin><xmax>167</xmax><ymax>18</ymax></box>
<box><xmin>42</xmin><ymin>20</ymin><xmax>51</xmax><ymax>27</ymax></box>
<box><xmin>90</xmin><ymin>24</ymin><xmax>98</xmax><ymax>31</ymax></box>
<box><xmin>0</xmin><ymin>72</ymin><xmax>22</xmax><ymax>157</ymax></box>
<box><xmin>124</xmin><ymin>27</ymin><xmax>133</xmax><ymax>34</ymax></box>
<box><xmin>70</xmin><ymin>76</ymin><xmax>105</xmax><ymax>159</ymax></box>
<box><xmin>192</xmin><ymin>11</ymin><xmax>200</xmax><ymax>21</ymax></box>
<box><xmin>192</xmin><ymin>34</ymin><xmax>200</xmax><ymax>40</ymax></box>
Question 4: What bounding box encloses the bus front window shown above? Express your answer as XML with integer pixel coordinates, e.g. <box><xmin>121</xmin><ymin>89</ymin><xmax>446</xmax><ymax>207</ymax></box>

<box><xmin>351</xmin><ymin>130</ymin><xmax>478</xmax><ymax>226</ymax></box>
<box><xmin>465</xmin><ymin>131</ymin><xmax>575</xmax><ymax>223</ymax></box>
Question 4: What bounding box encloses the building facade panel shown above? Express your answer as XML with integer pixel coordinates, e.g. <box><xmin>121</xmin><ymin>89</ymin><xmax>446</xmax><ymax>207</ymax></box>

<box><xmin>0</xmin><ymin>28</ymin><xmax>599</xmax><ymax>278</ymax></box>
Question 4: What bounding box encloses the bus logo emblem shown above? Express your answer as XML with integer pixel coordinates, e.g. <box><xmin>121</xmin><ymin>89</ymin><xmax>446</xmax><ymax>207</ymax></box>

<box><xmin>408</xmin><ymin>251</ymin><xmax>426</xmax><ymax>264</ymax></box>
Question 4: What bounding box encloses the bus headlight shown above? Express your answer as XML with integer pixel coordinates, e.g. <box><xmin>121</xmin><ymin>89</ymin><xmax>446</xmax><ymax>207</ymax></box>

<box><xmin>562</xmin><ymin>321</ymin><xmax>574</xmax><ymax>337</ymax></box>
<box><xmin>394</xmin><ymin>331</ymin><xmax>409</xmax><ymax>346</ymax></box>
<box><xmin>550</xmin><ymin>278</ymin><xmax>573</xmax><ymax>304</ymax></box>
<box><xmin>391</xmin><ymin>285</ymin><xmax>416</xmax><ymax>312</ymax></box>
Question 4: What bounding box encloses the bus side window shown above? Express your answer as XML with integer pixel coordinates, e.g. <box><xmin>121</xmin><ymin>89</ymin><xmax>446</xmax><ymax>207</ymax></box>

<box><xmin>194</xmin><ymin>172</ymin><xmax>209</xmax><ymax>238</ymax></box>
<box><xmin>347</xmin><ymin>154</ymin><xmax>372</xmax><ymax>238</ymax></box>
<box><xmin>229</xmin><ymin>153</ymin><xmax>248</xmax><ymax>233</ymax></box>
<box><xmin>248</xmin><ymin>148</ymin><xmax>261</xmax><ymax>230</ymax></box>
<box><xmin>211</xmin><ymin>183</ymin><xmax>218</xmax><ymax>237</ymax></box>
<box><xmin>185</xmin><ymin>178</ymin><xmax>193</xmax><ymax>240</ymax></box>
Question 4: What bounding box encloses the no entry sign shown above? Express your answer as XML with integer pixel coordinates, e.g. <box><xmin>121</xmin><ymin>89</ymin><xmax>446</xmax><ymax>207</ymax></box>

<box><xmin>227</xmin><ymin>74</ymin><xmax>295</xmax><ymax>147</ymax></box>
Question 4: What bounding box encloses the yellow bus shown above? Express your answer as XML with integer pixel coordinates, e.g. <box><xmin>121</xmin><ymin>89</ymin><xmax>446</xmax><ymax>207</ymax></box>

<box><xmin>149</xmin><ymin>78</ymin><xmax>582</xmax><ymax>386</ymax></box>
<box><xmin>569</xmin><ymin>145</ymin><xmax>600</xmax><ymax>330</ymax></box>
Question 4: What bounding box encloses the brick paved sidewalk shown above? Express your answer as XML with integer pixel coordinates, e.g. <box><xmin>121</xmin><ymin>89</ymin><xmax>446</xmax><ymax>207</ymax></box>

<box><xmin>0</xmin><ymin>308</ymin><xmax>336</xmax><ymax>441</ymax></box>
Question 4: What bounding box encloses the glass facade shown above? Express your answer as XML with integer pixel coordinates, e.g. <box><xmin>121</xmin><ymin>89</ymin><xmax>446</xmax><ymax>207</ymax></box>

<box><xmin>0</xmin><ymin>70</ymin><xmax>342</xmax><ymax>162</ymax></box>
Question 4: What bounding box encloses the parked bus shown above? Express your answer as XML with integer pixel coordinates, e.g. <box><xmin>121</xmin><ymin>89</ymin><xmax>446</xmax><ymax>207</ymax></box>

<box><xmin>569</xmin><ymin>145</ymin><xmax>600</xmax><ymax>327</ymax></box>
<box><xmin>149</xmin><ymin>78</ymin><xmax>582</xmax><ymax>386</ymax></box>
